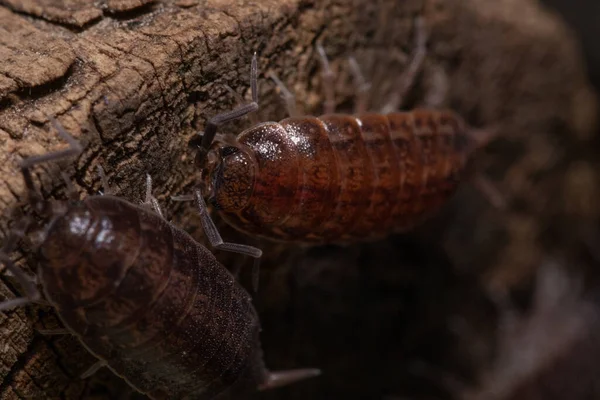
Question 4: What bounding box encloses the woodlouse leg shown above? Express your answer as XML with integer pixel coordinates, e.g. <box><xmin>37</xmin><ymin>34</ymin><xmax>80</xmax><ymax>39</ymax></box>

<box><xmin>348</xmin><ymin>56</ymin><xmax>372</xmax><ymax>114</ymax></box>
<box><xmin>464</xmin><ymin>127</ymin><xmax>507</xmax><ymax>209</ymax></box>
<box><xmin>258</xmin><ymin>368</ymin><xmax>322</xmax><ymax>391</ymax></box>
<box><xmin>1</xmin><ymin>117</ymin><xmax>84</xmax><ymax>311</ymax></box>
<box><xmin>141</xmin><ymin>174</ymin><xmax>164</xmax><ymax>218</ymax></box>
<box><xmin>80</xmin><ymin>360</ymin><xmax>107</xmax><ymax>379</ymax></box>
<box><xmin>0</xmin><ymin>218</ymin><xmax>41</xmax><ymax>312</ymax></box>
<box><xmin>422</xmin><ymin>64</ymin><xmax>449</xmax><ymax>108</ymax></box>
<box><xmin>171</xmin><ymin>194</ymin><xmax>194</xmax><ymax>202</ymax></box>
<box><xmin>228</xmin><ymin>255</ymin><xmax>248</xmax><ymax>281</ymax></box>
<box><xmin>471</xmin><ymin>173</ymin><xmax>507</xmax><ymax>210</ymax></box>
<box><xmin>381</xmin><ymin>16</ymin><xmax>428</xmax><ymax>113</ymax></box>
<box><xmin>269</xmin><ymin>72</ymin><xmax>299</xmax><ymax>117</ymax></box>
<box><xmin>0</xmin><ymin>297</ymin><xmax>36</xmax><ymax>311</ymax></box>
<box><xmin>193</xmin><ymin>190</ymin><xmax>263</xmax><ymax>291</ymax></box>
<box><xmin>20</xmin><ymin>116</ymin><xmax>83</xmax><ymax>213</ymax></box>
<box><xmin>468</xmin><ymin>126</ymin><xmax>500</xmax><ymax>150</ymax></box>
<box><xmin>224</xmin><ymin>84</ymin><xmax>260</xmax><ymax>125</ymax></box>
<box><xmin>60</xmin><ymin>171</ymin><xmax>80</xmax><ymax>201</ymax></box>
<box><xmin>96</xmin><ymin>165</ymin><xmax>114</xmax><ymax>195</ymax></box>
<box><xmin>37</xmin><ymin>328</ymin><xmax>70</xmax><ymax>335</ymax></box>
<box><xmin>198</xmin><ymin>53</ymin><xmax>259</xmax><ymax>157</ymax></box>
<box><xmin>316</xmin><ymin>44</ymin><xmax>336</xmax><ymax>114</ymax></box>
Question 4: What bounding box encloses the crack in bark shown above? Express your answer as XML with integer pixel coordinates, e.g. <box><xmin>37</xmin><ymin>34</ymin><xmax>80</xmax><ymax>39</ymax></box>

<box><xmin>0</xmin><ymin>0</ymin><xmax>160</xmax><ymax>31</ymax></box>
<box><xmin>0</xmin><ymin>330</ymin><xmax>38</xmax><ymax>397</ymax></box>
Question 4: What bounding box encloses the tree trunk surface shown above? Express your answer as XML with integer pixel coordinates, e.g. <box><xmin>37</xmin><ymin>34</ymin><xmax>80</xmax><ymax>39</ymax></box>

<box><xmin>0</xmin><ymin>0</ymin><xmax>598</xmax><ymax>399</ymax></box>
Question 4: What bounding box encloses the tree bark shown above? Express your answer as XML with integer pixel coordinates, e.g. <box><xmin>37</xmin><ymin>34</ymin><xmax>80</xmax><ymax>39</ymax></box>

<box><xmin>0</xmin><ymin>0</ymin><xmax>598</xmax><ymax>399</ymax></box>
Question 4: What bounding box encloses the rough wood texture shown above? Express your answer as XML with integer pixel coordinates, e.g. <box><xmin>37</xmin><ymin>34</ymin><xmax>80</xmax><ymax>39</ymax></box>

<box><xmin>0</xmin><ymin>0</ymin><xmax>598</xmax><ymax>399</ymax></box>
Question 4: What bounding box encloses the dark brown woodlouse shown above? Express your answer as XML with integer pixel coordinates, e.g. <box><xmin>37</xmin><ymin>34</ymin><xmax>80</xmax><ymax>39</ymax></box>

<box><xmin>0</xmin><ymin>119</ymin><xmax>320</xmax><ymax>399</ymax></box>
<box><xmin>188</xmin><ymin>18</ymin><xmax>502</xmax><ymax>244</ymax></box>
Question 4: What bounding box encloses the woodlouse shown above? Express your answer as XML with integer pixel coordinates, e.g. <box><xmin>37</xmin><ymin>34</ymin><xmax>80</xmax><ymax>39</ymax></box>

<box><xmin>188</xmin><ymin>18</ymin><xmax>502</xmax><ymax>244</ymax></box>
<box><xmin>0</xmin><ymin>119</ymin><xmax>320</xmax><ymax>399</ymax></box>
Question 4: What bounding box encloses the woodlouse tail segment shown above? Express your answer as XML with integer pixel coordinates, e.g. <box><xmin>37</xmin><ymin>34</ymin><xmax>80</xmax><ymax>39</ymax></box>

<box><xmin>195</xmin><ymin>52</ymin><xmax>260</xmax><ymax>166</ymax></box>
<box><xmin>0</xmin><ymin>217</ymin><xmax>41</xmax><ymax>311</ymax></box>
<box><xmin>316</xmin><ymin>44</ymin><xmax>336</xmax><ymax>114</ymax></box>
<box><xmin>193</xmin><ymin>189</ymin><xmax>263</xmax><ymax>291</ymax></box>
<box><xmin>257</xmin><ymin>368</ymin><xmax>322</xmax><ymax>391</ymax></box>
<box><xmin>381</xmin><ymin>16</ymin><xmax>428</xmax><ymax>113</ymax></box>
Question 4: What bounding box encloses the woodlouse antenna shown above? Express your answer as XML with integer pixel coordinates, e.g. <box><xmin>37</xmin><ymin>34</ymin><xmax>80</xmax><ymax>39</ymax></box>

<box><xmin>194</xmin><ymin>189</ymin><xmax>263</xmax><ymax>291</ymax></box>
<box><xmin>251</xmin><ymin>51</ymin><xmax>258</xmax><ymax>103</ymax></box>
<box><xmin>195</xmin><ymin>52</ymin><xmax>260</xmax><ymax>165</ymax></box>
<box><xmin>224</xmin><ymin>83</ymin><xmax>260</xmax><ymax>126</ymax></box>
<box><xmin>172</xmin><ymin>189</ymin><xmax>263</xmax><ymax>288</ymax></box>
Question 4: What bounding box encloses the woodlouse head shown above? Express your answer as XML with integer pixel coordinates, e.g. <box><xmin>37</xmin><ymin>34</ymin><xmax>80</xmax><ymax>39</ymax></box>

<box><xmin>202</xmin><ymin>143</ymin><xmax>256</xmax><ymax>211</ymax></box>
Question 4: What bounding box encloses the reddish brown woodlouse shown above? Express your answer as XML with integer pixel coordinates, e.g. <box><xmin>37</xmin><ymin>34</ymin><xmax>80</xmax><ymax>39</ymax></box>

<box><xmin>0</xmin><ymin>119</ymin><xmax>320</xmax><ymax>399</ymax></box>
<box><xmin>189</xmin><ymin>18</ymin><xmax>501</xmax><ymax>244</ymax></box>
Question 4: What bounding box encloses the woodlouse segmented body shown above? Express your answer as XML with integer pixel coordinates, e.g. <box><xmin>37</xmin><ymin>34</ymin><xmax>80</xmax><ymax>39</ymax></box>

<box><xmin>0</xmin><ymin>119</ymin><xmax>319</xmax><ymax>399</ymax></box>
<box><xmin>202</xmin><ymin>109</ymin><xmax>472</xmax><ymax>243</ymax></box>
<box><xmin>192</xmin><ymin>20</ymin><xmax>494</xmax><ymax>245</ymax></box>
<box><xmin>43</xmin><ymin>196</ymin><xmax>265</xmax><ymax>399</ymax></box>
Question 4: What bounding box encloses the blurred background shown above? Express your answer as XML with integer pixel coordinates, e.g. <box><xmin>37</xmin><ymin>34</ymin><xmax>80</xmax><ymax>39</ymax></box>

<box><xmin>542</xmin><ymin>0</ymin><xmax>600</xmax><ymax>88</ymax></box>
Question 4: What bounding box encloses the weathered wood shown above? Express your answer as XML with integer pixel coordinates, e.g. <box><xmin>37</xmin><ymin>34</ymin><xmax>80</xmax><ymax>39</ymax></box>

<box><xmin>0</xmin><ymin>0</ymin><xmax>597</xmax><ymax>398</ymax></box>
